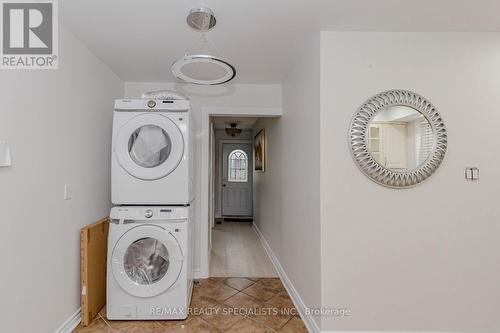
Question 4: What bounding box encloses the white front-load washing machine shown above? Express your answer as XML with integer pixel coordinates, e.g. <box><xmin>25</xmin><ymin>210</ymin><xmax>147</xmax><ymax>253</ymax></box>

<box><xmin>112</xmin><ymin>99</ymin><xmax>194</xmax><ymax>205</ymax></box>
<box><xmin>107</xmin><ymin>206</ymin><xmax>193</xmax><ymax>320</ymax></box>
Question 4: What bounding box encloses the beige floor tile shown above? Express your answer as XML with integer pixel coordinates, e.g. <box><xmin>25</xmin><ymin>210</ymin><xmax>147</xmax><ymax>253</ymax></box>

<box><xmin>195</xmin><ymin>277</ymin><xmax>225</xmax><ymax>289</ymax></box>
<box><xmin>223</xmin><ymin>291</ymin><xmax>263</xmax><ymax>310</ymax></box>
<box><xmin>200</xmin><ymin>302</ymin><xmax>244</xmax><ymax>331</ymax></box>
<box><xmin>247</xmin><ymin>277</ymin><xmax>261</xmax><ymax>282</ymax></box>
<box><xmin>190</xmin><ymin>293</ymin><xmax>220</xmax><ymax>312</ymax></box>
<box><xmin>223</xmin><ymin>277</ymin><xmax>255</xmax><ymax>291</ymax></box>
<box><xmin>265</xmin><ymin>291</ymin><xmax>297</xmax><ymax>315</ymax></box>
<box><xmin>256</xmin><ymin>278</ymin><xmax>285</xmax><ymax>291</ymax></box>
<box><xmin>117</xmin><ymin>321</ymin><xmax>163</xmax><ymax>333</ymax></box>
<box><xmin>104</xmin><ymin>320</ymin><xmax>134</xmax><ymax>331</ymax></box>
<box><xmin>74</xmin><ymin>278</ymin><xmax>307</xmax><ymax>333</ymax></box>
<box><xmin>224</xmin><ymin>317</ymin><xmax>273</xmax><ymax>333</ymax></box>
<box><xmin>72</xmin><ymin>319</ymin><xmax>117</xmax><ymax>333</ymax></box>
<box><xmin>195</xmin><ymin>280</ymin><xmax>239</xmax><ymax>302</ymax></box>
<box><xmin>156</xmin><ymin>316</ymin><xmax>192</xmax><ymax>329</ymax></box>
<box><xmin>242</xmin><ymin>283</ymin><xmax>281</xmax><ymax>302</ymax></box>
<box><xmin>250</xmin><ymin>307</ymin><xmax>292</xmax><ymax>331</ymax></box>
<box><xmin>158</xmin><ymin>317</ymin><xmax>218</xmax><ymax>333</ymax></box>
<box><xmin>278</xmin><ymin>316</ymin><xmax>308</xmax><ymax>333</ymax></box>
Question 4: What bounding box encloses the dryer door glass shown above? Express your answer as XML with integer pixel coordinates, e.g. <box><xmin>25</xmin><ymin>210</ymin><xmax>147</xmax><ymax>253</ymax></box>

<box><xmin>128</xmin><ymin>125</ymin><xmax>172</xmax><ymax>168</ymax></box>
<box><xmin>123</xmin><ymin>237</ymin><xmax>170</xmax><ymax>285</ymax></box>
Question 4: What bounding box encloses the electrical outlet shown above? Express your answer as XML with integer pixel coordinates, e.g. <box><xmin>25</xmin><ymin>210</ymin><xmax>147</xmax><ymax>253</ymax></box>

<box><xmin>64</xmin><ymin>184</ymin><xmax>72</xmax><ymax>200</ymax></box>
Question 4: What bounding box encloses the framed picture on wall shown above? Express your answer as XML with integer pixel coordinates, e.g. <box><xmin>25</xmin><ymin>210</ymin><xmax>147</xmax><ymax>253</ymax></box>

<box><xmin>254</xmin><ymin>129</ymin><xmax>266</xmax><ymax>171</ymax></box>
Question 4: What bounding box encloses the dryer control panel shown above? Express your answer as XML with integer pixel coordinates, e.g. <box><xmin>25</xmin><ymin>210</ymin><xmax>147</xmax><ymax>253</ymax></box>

<box><xmin>110</xmin><ymin>206</ymin><xmax>188</xmax><ymax>223</ymax></box>
<box><xmin>114</xmin><ymin>99</ymin><xmax>189</xmax><ymax>112</ymax></box>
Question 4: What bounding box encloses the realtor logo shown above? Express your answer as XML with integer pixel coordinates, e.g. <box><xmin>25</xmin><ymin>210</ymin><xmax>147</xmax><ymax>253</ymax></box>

<box><xmin>1</xmin><ymin>0</ymin><xmax>58</xmax><ymax>69</ymax></box>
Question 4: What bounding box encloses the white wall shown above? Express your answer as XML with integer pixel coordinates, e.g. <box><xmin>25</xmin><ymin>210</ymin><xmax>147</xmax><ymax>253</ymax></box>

<box><xmin>253</xmin><ymin>33</ymin><xmax>322</xmax><ymax>330</ymax></box>
<box><xmin>320</xmin><ymin>32</ymin><xmax>500</xmax><ymax>332</ymax></box>
<box><xmin>0</xmin><ymin>26</ymin><xmax>123</xmax><ymax>333</ymax></box>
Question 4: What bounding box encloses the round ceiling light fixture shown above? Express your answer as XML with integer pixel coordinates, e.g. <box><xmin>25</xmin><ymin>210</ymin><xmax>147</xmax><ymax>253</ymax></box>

<box><xmin>171</xmin><ymin>7</ymin><xmax>236</xmax><ymax>85</ymax></box>
<box><xmin>171</xmin><ymin>54</ymin><xmax>236</xmax><ymax>85</ymax></box>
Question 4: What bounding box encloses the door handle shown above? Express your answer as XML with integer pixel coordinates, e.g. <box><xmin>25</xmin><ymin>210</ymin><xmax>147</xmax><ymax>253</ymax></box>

<box><xmin>223</xmin><ymin>184</ymin><xmax>227</xmax><ymax>187</ymax></box>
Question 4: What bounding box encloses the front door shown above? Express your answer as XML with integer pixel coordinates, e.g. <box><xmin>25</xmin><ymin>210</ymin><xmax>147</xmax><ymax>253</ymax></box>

<box><xmin>221</xmin><ymin>143</ymin><xmax>253</xmax><ymax>216</ymax></box>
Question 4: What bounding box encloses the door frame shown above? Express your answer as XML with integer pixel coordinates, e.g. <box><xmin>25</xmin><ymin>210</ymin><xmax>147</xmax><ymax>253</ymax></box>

<box><xmin>218</xmin><ymin>139</ymin><xmax>253</xmax><ymax>217</ymax></box>
<box><xmin>199</xmin><ymin>107</ymin><xmax>282</xmax><ymax>279</ymax></box>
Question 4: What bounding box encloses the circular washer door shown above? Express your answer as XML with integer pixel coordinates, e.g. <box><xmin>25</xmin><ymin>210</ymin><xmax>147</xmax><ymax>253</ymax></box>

<box><xmin>111</xmin><ymin>224</ymin><xmax>183</xmax><ymax>298</ymax></box>
<box><xmin>115</xmin><ymin>113</ymin><xmax>184</xmax><ymax>180</ymax></box>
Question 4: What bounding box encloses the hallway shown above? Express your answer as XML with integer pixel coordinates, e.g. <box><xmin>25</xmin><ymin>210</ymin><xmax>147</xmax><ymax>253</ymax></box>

<box><xmin>210</xmin><ymin>222</ymin><xmax>277</xmax><ymax>278</ymax></box>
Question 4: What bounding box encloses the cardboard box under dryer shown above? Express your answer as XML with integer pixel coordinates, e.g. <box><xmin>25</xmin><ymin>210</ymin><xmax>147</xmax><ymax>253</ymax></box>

<box><xmin>80</xmin><ymin>218</ymin><xmax>109</xmax><ymax>326</ymax></box>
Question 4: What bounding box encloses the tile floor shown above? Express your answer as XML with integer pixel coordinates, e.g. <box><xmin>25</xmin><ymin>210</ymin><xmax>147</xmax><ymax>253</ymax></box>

<box><xmin>73</xmin><ymin>277</ymin><xmax>308</xmax><ymax>332</ymax></box>
<box><xmin>210</xmin><ymin>222</ymin><xmax>277</xmax><ymax>277</ymax></box>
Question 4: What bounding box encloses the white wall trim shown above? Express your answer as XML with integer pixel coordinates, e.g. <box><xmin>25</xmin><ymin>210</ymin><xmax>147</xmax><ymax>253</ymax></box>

<box><xmin>253</xmin><ymin>223</ymin><xmax>321</xmax><ymax>333</ymax></box>
<box><xmin>54</xmin><ymin>308</ymin><xmax>81</xmax><ymax>333</ymax></box>
<box><xmin>203</xmin><ymin>106</ymin><xmax>282</xmax><ymax>117</ymax></box>
<box><xmin>199</xmin><ymin>106</ymin><xmax>282</xmax><ymax>278</ymax></box>
<box><xmin>322</xmin><ymin>332</ymin><xmax>462</xmax><ymax>333</ymax></box>
<box><xmin>193</xmin><ymin>268</ymin><xmax>203</xmax><ymax>280</ymax></box>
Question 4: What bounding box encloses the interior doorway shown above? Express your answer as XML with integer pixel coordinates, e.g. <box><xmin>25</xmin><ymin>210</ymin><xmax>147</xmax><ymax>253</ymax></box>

<box><xmin>212</xmin><ymin>117</ymin><xmax>256</xmax><ymax>221</ymax></box>
<box><xmin>208</xmin><ymin>116</ymin><xmax>277</xmax><ymax>278</ymax></box>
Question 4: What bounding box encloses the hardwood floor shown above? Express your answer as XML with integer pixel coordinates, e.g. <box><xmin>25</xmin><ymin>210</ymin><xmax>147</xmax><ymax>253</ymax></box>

<box><xmin>73</xmin><ymin>278</ymin><xmax>308</xmax><ymax>332</ymax></box>
<box><xmin>210</xmin><ymin>221</ymin><xmax>277</xmax><ymax>278</ymax></box>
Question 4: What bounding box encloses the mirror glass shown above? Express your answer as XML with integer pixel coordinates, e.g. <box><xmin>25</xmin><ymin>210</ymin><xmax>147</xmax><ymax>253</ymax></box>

<box><xmin>368</xmin><ymin>105</ymin><xmax>434</xmax><ymax>171</ymax></box>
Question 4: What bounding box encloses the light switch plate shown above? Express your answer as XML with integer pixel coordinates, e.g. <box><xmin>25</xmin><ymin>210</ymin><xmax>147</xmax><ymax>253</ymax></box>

<box><xmin>64</xmin><ymin>184</ymin><xmax>72</xmax><ymax>200</ymax></box>
<box><xmin>0</xmin><ymin>142</ymin><xmax>12</xmax><ymax>167</ymax></box>
<box><xmin>465</xmin><ymin>167</ymin><xmax>479</xmax><ymax>181</ymax></box>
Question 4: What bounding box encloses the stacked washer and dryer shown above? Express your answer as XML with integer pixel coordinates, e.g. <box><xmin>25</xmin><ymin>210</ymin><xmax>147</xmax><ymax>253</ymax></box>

<box><xmin>107</xmin><ymin>98</ymin><xmax>194</xmax><ymax>320</ymax></box>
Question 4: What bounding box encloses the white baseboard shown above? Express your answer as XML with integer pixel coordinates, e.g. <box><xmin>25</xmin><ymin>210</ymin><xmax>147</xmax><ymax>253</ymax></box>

<box><xmin>322</xmin><ymin>332</ymin><xmax>459</xmax><ymax>333</ymax></box>
<box><xmin>54</xmin><ymin>308</ymin><xmax>81</xmax><ymax>333</ymax></box>
<box><xmin>252</xmin><ymin>223</ymin><xmax>321</xmax><ymax>333</ymax></box>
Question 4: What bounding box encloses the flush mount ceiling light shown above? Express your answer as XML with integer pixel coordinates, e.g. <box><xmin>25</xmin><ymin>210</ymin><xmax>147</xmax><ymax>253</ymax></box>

<box><xmin>225</xmin><ymin>123</ymin><xmax>242</xmax><ymax>137</ymax></box>
<box><xmin>171</xmin><ymin>7</ymin><xmax>236</xmax><ymax>85</ymax></box>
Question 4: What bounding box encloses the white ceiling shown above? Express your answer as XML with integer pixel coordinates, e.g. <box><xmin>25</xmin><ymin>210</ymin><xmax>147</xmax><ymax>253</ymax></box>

<box><xmin>61</xmin><ymin>0</ymin><xmax>500</xmax><ymax>83</ymax></box>
<box><xmin>212</xmin><ymin>117</ymin><xmax>259</xmax><ymax>130</ymax></box>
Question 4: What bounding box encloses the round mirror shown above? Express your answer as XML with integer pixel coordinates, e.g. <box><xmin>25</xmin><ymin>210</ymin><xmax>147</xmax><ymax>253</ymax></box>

<box><xmin>349</xmin><ymin>90</ymin><xmax>447</xmax><ymax>188</ymax></box>
<box><xmin>368</xmin><ymin>105</ymin><xmax>434</xmax><ymax>171</ymax></box>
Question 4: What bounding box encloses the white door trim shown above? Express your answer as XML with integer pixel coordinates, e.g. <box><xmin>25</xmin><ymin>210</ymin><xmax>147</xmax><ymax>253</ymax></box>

<box><xmin>199</xmin><ymin>106</ymin><xmax>281</xmax><ymax>278</ymax></box>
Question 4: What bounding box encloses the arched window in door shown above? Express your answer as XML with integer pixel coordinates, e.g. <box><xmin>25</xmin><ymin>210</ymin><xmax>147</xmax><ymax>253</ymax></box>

<box><xmin>228</xmin><ymin>149</ymin><xmax>248</xmax><ymax>182</ymax></box>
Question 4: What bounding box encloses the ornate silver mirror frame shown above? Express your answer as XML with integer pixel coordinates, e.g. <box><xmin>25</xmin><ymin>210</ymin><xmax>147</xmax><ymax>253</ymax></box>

<box><xmin>349</xmin><ymin>90</ymin><xmax>447</xmax><ymax>188</ymax></box>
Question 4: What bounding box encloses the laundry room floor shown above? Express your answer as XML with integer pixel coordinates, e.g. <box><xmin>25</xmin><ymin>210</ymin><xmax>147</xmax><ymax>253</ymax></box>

<box><xmin>73</xmin><ymin>277</ymin><xmax>307</xmax><ymax>332</ymax></box>
<box><xmin>210</xmin><ymin>221</ymin><xmax>278</xmax><ymax>277</ymax></box>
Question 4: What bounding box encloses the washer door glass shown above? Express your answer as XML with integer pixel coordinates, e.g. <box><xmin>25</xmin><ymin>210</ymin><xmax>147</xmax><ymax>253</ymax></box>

<box><xmin>128</xmin><ymin>125</ymin><xmax>172</xmax><ymax>168</ymax></box>
<box><xmin>111</xmin><ymin>224</ymin><xmax>184</xmax><ymax>298</ymax></box>
<box><xmin>124</xmin><ymin>237</ymin><xmax>170</xmax><ymax>285</ymax></box>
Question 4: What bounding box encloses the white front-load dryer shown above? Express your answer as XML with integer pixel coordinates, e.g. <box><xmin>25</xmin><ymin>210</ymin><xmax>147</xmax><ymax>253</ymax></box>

<box><xmin>112</xmin><ymin>99</ymin><xmax>193</xmax><ymax>205</ymax></box>
<box><xmin>107</xmin><ymin>206</ymin><xmax>193</xmax><ymax>320</ymax></box>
